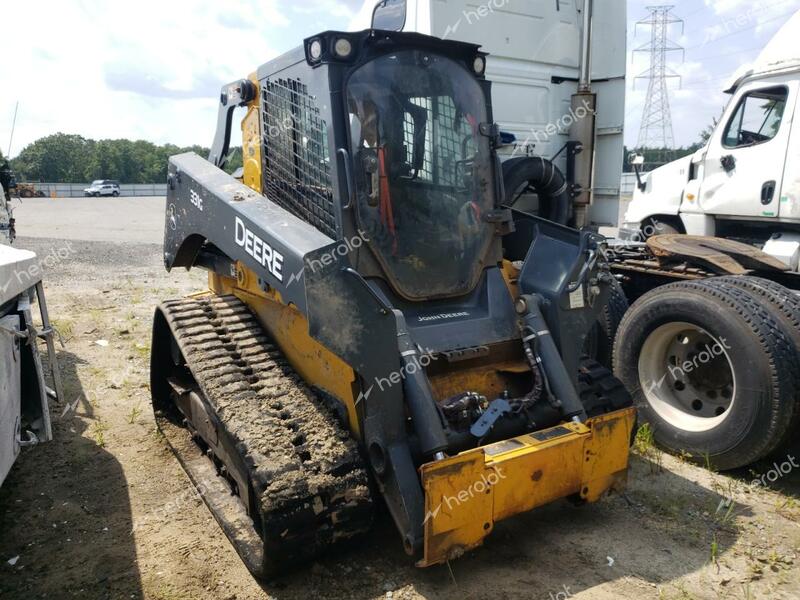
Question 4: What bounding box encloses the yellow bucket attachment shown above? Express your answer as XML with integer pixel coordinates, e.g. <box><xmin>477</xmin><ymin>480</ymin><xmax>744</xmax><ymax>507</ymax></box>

<box><xmin>418</xmin><ymin>407</ymin><xmax>636</xmax><ymax>566</ymax></box>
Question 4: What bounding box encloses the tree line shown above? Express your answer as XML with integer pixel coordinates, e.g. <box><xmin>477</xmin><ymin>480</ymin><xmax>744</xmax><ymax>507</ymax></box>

<box><xmin>621</xmin><ymin>145</ymin><xmax>703</xmax><ymax>173</ymax></box>
<box><xmin>9</xmin><ymin>133</ymin><xmax>242</xmax><ymax>183</ymax></box>
<box><xmin>9</xmin><ymin>116</ymin><xmax>718</xmax><ymax>184</ymax></box>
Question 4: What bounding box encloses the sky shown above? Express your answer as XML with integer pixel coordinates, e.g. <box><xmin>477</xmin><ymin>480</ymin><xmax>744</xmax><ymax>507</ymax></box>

<box><xmin>626</xmin><ymin>0</ymin><xmax>800</xmax><ymax>148</ymax></box>
<box><xmin>1</xmin><ymin>0</ymin><xmax>799</xmax><ymax>157</ymax></box>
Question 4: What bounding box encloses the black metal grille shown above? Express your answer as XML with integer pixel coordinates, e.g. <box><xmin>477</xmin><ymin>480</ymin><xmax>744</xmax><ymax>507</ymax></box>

<box><xmin>261</xmin><ymin>77</ymin><xmax>337</xmax><ymax>238</ymax></box>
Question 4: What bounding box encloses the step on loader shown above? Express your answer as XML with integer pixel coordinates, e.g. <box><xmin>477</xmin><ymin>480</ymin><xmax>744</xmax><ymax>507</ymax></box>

<box><xmin>150</xmin><ymin>29</ymin><xmax>636</xmax><ymax>577</ymax></box>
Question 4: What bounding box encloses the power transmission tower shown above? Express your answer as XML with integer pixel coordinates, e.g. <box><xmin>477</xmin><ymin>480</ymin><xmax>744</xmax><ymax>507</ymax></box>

<box><xmin>634</xmin><ymin>6</ymin><xmax>684</xmax><ymax>155</ymax></box>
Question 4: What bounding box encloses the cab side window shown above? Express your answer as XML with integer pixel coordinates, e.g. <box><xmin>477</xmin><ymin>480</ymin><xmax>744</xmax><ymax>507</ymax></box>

<box><xmin>722</xmin><ymin>86</ymin><xmax>788</xmax><ymax>149</ymax></box>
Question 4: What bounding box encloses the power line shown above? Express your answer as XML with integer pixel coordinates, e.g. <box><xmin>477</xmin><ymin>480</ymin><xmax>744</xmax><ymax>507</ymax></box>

<box><xmin>684</xmin><ymin>7</ymin><xmax>798</xmax><ymax>49</ymax></box>
<box><xmin>635</xmin><ymin>6</ymin><xmax>684</xmax><ymax>150</ymax></box>
<box><xmin>680</xmin><ymin>2</ymin><xmax>711</xmax><ymax>20</ymax></box>
<box><xmin>682</xmin><ymin>73</ymin><xmax>736</xmax><ymax>86</ymax></box>
<box><xmin>7</xmin><ymin>102</ymin><xmax>18</xmax><ymax>158</ymax></box>
<box><xmin>689</xmin><ymin>44</ymin><xmax>765</xmax><ymax>62</ymax></box>
<box><xmin>681</xmin><ymin>0</ymin><xmax>797</xmax><ymax>32</ymax></box>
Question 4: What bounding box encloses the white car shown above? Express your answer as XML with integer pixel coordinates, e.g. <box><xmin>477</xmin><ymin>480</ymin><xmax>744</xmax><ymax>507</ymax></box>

<box><xmin>84</xmin><ymin>180</ymin><xmax>120</xmax><ymax>197</ymax></box>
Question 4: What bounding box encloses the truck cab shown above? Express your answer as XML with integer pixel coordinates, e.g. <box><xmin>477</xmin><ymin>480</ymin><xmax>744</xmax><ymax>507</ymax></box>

<box><xmin>621</xmin><ymin>10</ymin><xmax>800</xmax><ymax>270</ymax></box>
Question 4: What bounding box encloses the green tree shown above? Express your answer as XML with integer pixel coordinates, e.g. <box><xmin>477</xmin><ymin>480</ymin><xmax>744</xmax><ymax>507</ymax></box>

<box><xmin>698</xmin><ymin>117</ymin><xmax>719</xmax><ymax>145</ymax></box>
<box><xmin>12</xmin><ymin>133</ymin><xmax>96</xmax><ymax>182</ymax></box>
<box><xmin>10</xmin><ymin>134</ymin><xmax>242</xmax><ymax>183</ymax></box>
<box><xmin>623</xmin><ymin>145</ymin><xmax>700</xmax><ymax>172</ymax></box>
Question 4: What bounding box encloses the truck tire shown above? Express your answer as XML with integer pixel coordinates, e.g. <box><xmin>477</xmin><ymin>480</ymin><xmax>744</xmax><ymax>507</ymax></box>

<box><xmin>584</xmin><ymin>278</ymin><xmax>628</xmax><ymax>369</ymax></box>
<box><xmin>643</xmin><ymin>216</ymin><xmax>681</xmax><ymax>237</ymax></box>
<box><xmin>613</xmin><ymin>280</ymin><xmax>799</xmax><ymax>470</ymax></box>
<box><xmin>707</xmin><ymin>276</ymin><xmax>800</xmax><ymax>435</ymax></box>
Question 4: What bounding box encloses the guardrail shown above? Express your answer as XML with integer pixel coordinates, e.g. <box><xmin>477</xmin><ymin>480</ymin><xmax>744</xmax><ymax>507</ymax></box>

<box><xmin>19</xmin><ymin>183</ymin><xmax>168</xmax><ymax>198</ymax></box>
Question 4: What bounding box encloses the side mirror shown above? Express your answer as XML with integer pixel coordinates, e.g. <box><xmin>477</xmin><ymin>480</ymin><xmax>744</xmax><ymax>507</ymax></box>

<box><xmin>628</xmin><ymin>152</ymin><xmax>644</xmax><ymax>167</ymax></box>
<box><xmin>628</xmin><ymin>153</ymin><xmax>647</xmax><ymax>192</ymax></box>
<box><xmin>371</xmin><ymin>0</ymin><xmax>407</xmax><ymax>31</ymax></box>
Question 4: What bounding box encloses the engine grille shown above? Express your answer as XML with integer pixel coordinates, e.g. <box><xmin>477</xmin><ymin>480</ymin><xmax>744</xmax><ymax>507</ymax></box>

<box><xmin>261</xmin><ymin>77</ymin><xmax>337</xmax><ymax>239</ymax></box>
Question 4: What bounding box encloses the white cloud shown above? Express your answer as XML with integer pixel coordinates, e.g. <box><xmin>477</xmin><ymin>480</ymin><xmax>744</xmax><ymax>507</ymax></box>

<box><xmin>0</xmin><ymin>0</ymin><xmax>358</xmax><ymax>156</ymax></box>
<box><xmin>4</xmin><ymin>0</ymin><xmax>797</xmax><ymax>158</ymax></box>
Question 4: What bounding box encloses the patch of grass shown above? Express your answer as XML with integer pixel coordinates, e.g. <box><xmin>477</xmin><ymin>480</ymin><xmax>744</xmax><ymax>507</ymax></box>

<box><xmin>50</xmin><ymin>317</ymin><xmax>74</xmax><ymax>340</ymax></box>
<box><xmin>702</xmin><ymin>452</ymin><xmax>718</xmax><ymax>474</ymax></box>
<box><xmin>657</xmin><ymin>583</ymin><xmax>698</xmax><ymax>600</ymax></box>
<box><xmin>133</xmin><ymin>342</ymin><xmax>150</xmax><ymax>359</ymax></box>
<box><xmin>147</xmin><ymin>584</ymin><xmax>191</xmax><ymax>600</ymax></box>
<box><xmin>714</xmin><ymin>496</ymin><xmax>736</xmax><ymax>528</ymax></box>
<box><xmin>776</xmin><ymin>497</ymin><xmax>799</xmax><ymax>521</ymax></box>
<box><xmin>87</xmin><ymin>365</ymin><xmax>106</xmax><ymax>379</ymax></box>
<box><xmin>633</xmin><ymin>423</ymin><xmax>662</xmax><ymax>473</ymax></box>
<box><xmin>91</xmin><ymin>419</ymin><xmax>109</xmax><ymax>448</ymax></box>
<box><xmin>151</xmin><ymin>427</ymin><xmax>166</xmax><ymax>443</ymax></box>
<box><xmin>709</xmin><ymin>534</ymin><xmax>719</xmax><ymax>564</ymax></box>
<box><xmin>127</xmin><ymin>404</ymin><xmax>142</xmax><ymax>424</ymax></box>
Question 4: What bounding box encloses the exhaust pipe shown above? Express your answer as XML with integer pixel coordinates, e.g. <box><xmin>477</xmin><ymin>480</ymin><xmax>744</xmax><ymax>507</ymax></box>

<box><xmin>570</xmin><ymin>0</ymin><xmax>597</xmax><ymax>227</ymax></box>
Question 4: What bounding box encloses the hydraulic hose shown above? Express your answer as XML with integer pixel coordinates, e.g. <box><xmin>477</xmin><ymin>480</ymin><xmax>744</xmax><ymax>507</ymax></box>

<box><xmin>516</xmin><ymin>294</ymin><xmax>588</xmax><ymax>422</ymax></box>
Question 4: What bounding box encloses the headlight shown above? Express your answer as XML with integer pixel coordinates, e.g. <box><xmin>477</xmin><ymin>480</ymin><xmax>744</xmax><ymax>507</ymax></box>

<box><xmin>473</xmin><ymin>56</ymin><xmax>486</xmax><ymax>75</ymax></box>
<box><xmin>334</xmin><ymin>38</ymin><xmax>353</xmax><ymax>58</ymax></box>
<box><xmin>309</xmin><ymin>39</ymin><xmax>323</xmax><ymax>61</ymax></box>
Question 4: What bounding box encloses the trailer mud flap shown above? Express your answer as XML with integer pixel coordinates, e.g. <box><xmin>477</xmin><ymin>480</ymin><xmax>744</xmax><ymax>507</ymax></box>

<box><xmin>417</xmin><ymin>407</ymin><xmax>636</xmax><ymax>567</ymax></box>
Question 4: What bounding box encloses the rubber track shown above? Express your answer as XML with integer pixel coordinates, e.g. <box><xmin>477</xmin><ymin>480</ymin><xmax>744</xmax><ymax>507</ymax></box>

<box><xmin>578</xmin><ymin>357</ymin><xmax>634</xmax><ymax>417</ymax></box>
<box><xmin>160</xmin><ymin>295</ymin><xmax>373</xmax><ymax>568</ymax></box>
<box><xmin>595</xmin><ymin>280</ymin><xmax>630</xmax><ymax>369</ymax></box>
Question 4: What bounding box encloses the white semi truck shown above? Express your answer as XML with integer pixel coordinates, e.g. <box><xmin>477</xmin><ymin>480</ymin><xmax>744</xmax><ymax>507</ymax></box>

<box><xmin>365</xmin><ymin>0</ymin><xmax>800</xmax><ymax>470</ymax></box>
<box><xmin>623</xmin><ymin>10</ymin><xmax>800</xmax><ymax>270</ymax></box>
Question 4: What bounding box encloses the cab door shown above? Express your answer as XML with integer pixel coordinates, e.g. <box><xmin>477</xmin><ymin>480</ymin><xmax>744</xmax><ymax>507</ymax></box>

<box><xmin>699</xmin><ymin>78</ymin><xmax>797</xmax><ymax>219</ymax></box>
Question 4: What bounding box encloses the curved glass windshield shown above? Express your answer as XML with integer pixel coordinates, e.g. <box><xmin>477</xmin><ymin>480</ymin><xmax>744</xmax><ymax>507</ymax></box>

<box><xmin>346</xmin><ymin>51</ymin><xmax>495</xmax><ymax>300</ymax></box>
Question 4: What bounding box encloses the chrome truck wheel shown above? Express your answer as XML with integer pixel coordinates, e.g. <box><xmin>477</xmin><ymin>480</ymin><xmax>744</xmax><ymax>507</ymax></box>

<box><xmin>613</xmin><ymin>279</ymin><xmax>800</xmax><ymax>470</ymax></box>
<box><xmin>638</xmin><ymin>321</ymin><xmax>735</xmax><ymax>432</ymax></box>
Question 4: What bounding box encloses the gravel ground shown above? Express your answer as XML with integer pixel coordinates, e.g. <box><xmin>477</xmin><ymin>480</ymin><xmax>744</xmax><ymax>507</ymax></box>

<box><xmin>0</xmin><ymin>199</ymin><xmax>799</xmax><ymax>600</ymax></box>
<box><xmin>10</xmin><ymin>196</ymin><xmax>165</xmax><ymax>243</ymax></box>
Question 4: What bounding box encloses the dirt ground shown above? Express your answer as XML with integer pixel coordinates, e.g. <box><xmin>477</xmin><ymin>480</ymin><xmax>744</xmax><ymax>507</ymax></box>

<box><xmin>1</xmin><ymin>199</ymin><xmax>800</xmax><ymax>599</ymax></box>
